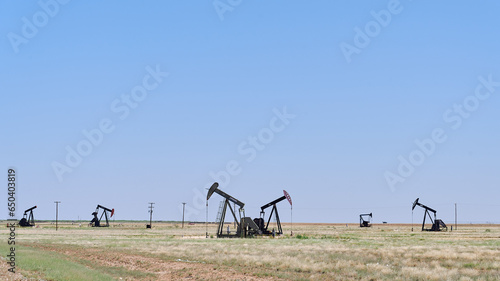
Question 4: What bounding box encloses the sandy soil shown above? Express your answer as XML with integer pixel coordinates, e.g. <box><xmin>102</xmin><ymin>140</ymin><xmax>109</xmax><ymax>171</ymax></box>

<box><xmin>0</xmin><ymin>257</ymin><xmax>28</xmax><ymax>281</ymax></box>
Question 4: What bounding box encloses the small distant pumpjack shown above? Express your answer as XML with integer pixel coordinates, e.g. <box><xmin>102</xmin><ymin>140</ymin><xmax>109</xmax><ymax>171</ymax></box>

<box><xmin>90</xmin><ymin>205</ymin><xmax>114</xmax><ymax>227</ymax></box>
<box><xmin>359</xmin><ymin>213</ymin><xmax>372</xmax><ymax>227</ymax></box>
<box><xmin>255</xmin><ymin>191</ymin><xmax>291</xmax><ymax>235</ymax></box>
<box><xmin>412</xmin><ymin>198</ymin><xmax>447</xmax><ymax>231</ymax></box>
<box><xmin>207</xmin><ymin>182</ymin><xmax>261</xmax><ymax>238</ymax></box>
<box><xmin>19</xmin><ymin>206</ymin><xmax>37</xmax><ymax>227</ymax></box>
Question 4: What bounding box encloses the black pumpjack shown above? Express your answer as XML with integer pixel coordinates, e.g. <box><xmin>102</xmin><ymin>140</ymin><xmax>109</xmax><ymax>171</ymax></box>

<box><xmin>19</xmin><ymin>206</ymin><xmax>37</xmax><ymax>227</ymax></box>
<box><xmin>90</xmin><ymin>204</ymin><xmax>115</xmax><ymax>227</ymax></box>
<box><xmin>412</xmin><ymin>198</ymin><xmax>447</xmax><ymax>231</ymax></box>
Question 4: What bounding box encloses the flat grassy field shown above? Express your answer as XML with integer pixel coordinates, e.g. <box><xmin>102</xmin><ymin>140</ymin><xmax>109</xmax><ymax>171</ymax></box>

<box><xmin>1</xmin><ymin>222</ymin><xmax>499</xmax><ymax>280</ymax></box>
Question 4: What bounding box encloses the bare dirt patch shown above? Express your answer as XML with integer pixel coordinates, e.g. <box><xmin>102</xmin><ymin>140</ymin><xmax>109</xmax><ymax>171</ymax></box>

<box><xmin>0</xmin><ymin>257</ymin><xmax>26</xmax><ymax>281</ymax></box>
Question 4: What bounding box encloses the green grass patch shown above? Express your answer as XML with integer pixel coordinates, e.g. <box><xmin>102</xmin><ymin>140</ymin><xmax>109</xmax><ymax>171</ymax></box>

<box><xmin>463</xmin><ymin>263</ymin><xmax>478</xmax><ymax>269</ymax></box>
<box><xmin>79</xmin><ymin>260</ymin><xmax>154</xmax><ymax>279</ymax></box>
<box><xmin>0</xmin><ymin>243</ymin><xmax>155</xmax><ymax>281</ymax></box>
<box><xmin>0</xmin><ymin>244</ymin><xmax>115</xmax><ymax>281</ymax></box>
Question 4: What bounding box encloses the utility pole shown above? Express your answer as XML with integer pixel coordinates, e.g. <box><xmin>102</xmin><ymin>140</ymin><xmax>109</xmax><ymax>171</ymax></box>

<box><xmin>206</xmin><ymin>200</ymin><xmax>208</xmax><ymax>238</ymax></box>
<box><xmin>54</xmin><ymin>201</ymin><xmax>61</xmax><ymax>231</ymax></box>
<box><xmin>455</xmin><ymin>203</ymin><xmax>457</xmax><ymax>231</ymax></box>
<box><xmin>182</xmin><ymin>202</ymin><xmax>186</xmax><ymax>228</ymax></box>
<box><xmin>148</xmin><ymin>202</ymin><xmax>155</xmax><ymax>229</ymax></box>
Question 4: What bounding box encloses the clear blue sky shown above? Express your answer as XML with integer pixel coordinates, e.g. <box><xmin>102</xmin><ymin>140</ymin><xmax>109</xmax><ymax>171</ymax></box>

<box><xmin>1</xmin><ymin>1</ymin><xmax>499</xmax><ymax>224</ymax></box>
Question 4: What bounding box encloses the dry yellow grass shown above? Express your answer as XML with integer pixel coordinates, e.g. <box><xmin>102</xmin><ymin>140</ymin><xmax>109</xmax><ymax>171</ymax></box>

<box><xmin>1</xmin><ymin>222</ymin><xmax>499</xmax><ymax>280</ymax></box>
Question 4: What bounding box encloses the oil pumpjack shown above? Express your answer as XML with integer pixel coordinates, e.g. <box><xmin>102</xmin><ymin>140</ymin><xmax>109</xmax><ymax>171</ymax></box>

<box><xmin>207</xmin><ymin>182</ymin><xmax>261</xmax><ymax>238</ymax></box>
<box><xmin>90</xmin><ymin>204</ymin><xmax>114</xmax><ymax>227</ymax></box>
<box><xmin>19</xmin><ymin>206</ymin><xmax>37</xmax><ymax>227</ymax></box>
<box><xmin>412</xmin><ymin>198</ymin><xmax>447</xmax><ymax>231</ymax></box>
<box><xmin>255</xmin><ymin>190</ymin><xmax>292</xmax><ymax>235</ymax></box>
<box><xmin>359</xmin><ymin>213</ymin><xmax>372</xmax><ymax>227</ymax></box>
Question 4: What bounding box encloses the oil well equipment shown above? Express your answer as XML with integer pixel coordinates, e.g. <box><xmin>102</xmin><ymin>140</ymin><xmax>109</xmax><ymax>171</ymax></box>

<box><xmin>206</xmin><ymin>182</ymin><xmax>262</xmax><ymax>238</ymax></box>
<box><xmin>255</xmin><ymin>190</ymin><xmax>292</xmax><ymax>235</ymax></box>
<box><xmin>90</xmin><ymin>204</ymin><xmax>114</xmax><ymax>227</ymax></box>
<box><xmin>359</xmin><ymin>213</ymin><xmax>372</xmax><ymax>227</ymax></box>
<box><xmin>19</xmin><ymin>206</ymin><xmax>37</xmax><ymax>227</ymax></box>
<box><xmin>412</xmin><ymin>198</ymin><xmax>447</xmax><ymax>231</ymax></box>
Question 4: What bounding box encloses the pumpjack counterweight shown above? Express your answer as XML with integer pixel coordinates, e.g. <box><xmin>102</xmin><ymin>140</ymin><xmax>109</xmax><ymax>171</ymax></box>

<box><xmin>19</xmin><ymin>206</ymin><xmax>37</xmax><ymax>227</ymax></box>
<box><xmin>90</xmin><ymin>204</ymin><xmax>115</xmax><ymax>227</ymax></box>
<box><xmin>412</xmin><ymin>198</ymin><xmax>447</xmax><ymax>231</ymax></box>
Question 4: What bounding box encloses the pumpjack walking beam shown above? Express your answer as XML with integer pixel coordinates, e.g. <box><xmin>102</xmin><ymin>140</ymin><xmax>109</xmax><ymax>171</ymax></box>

<box><xmin>19</xmin><ymin>206</ymin><xmax>37</xmax><ymax>227</ymax></box>
<box><xmin>259</xmin><ymin>196</ymin><xmax>286</xmax><ymax>235</ymax></box>
<box><xmin>412</xmin><ymin>198</ymin><xmax>447</xmax><ymax>231</ymax></box>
